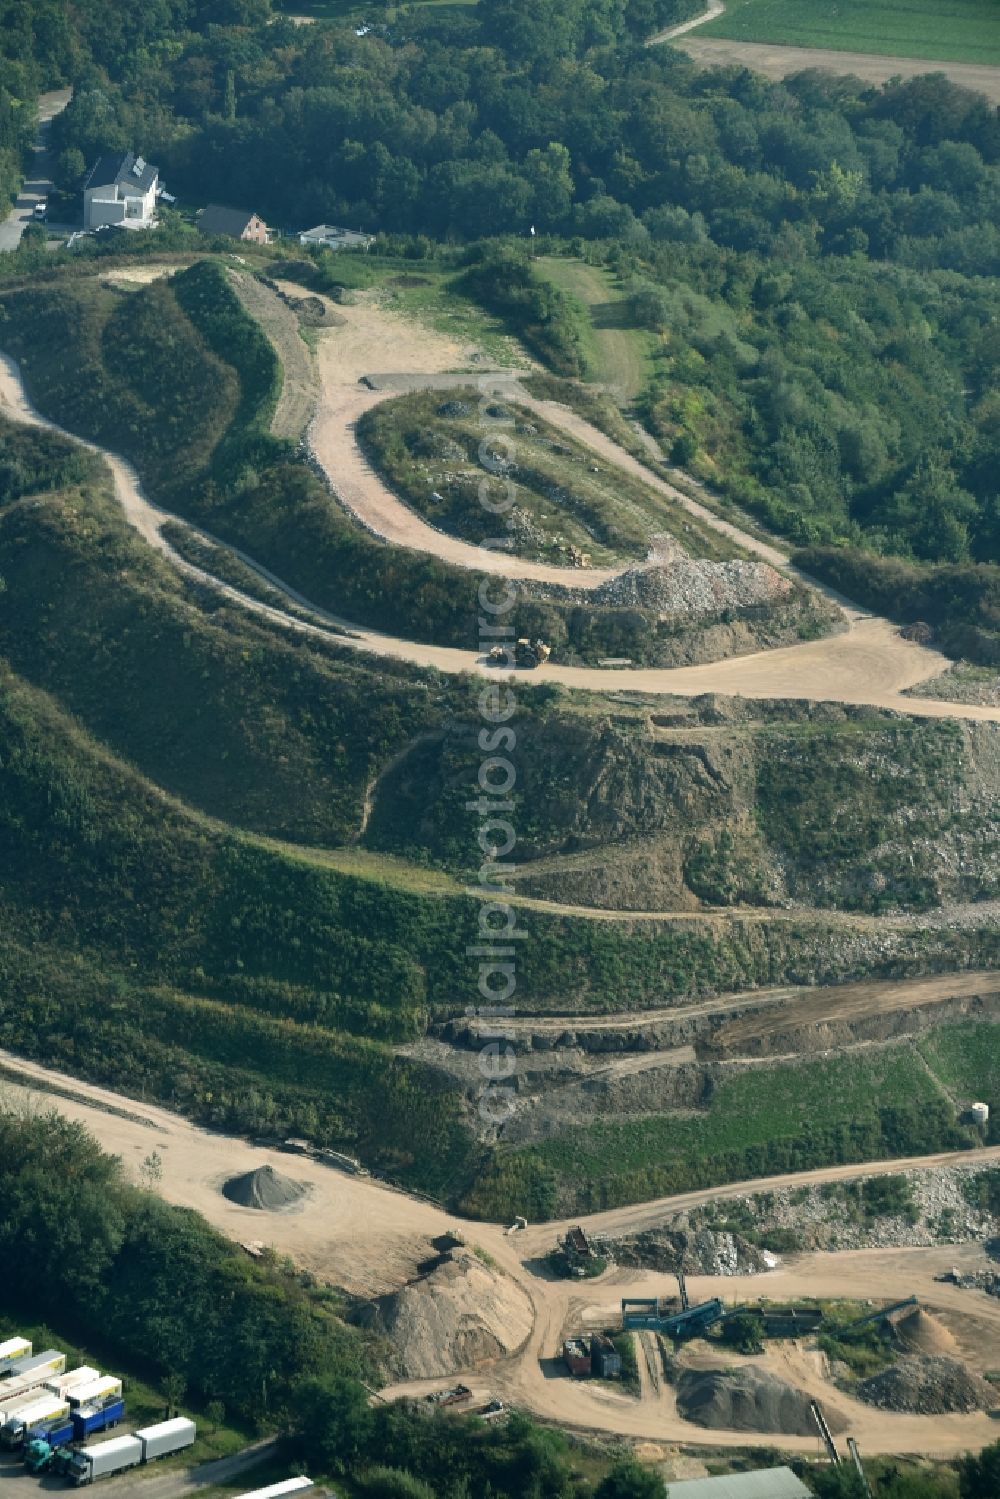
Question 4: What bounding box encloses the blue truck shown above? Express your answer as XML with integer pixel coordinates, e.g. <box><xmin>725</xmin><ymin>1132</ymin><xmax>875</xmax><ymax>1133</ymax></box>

<box><xmin>73</xmin><ymin>1397</ymin><xmax>125</xmax><ymax>1439</ymax></box>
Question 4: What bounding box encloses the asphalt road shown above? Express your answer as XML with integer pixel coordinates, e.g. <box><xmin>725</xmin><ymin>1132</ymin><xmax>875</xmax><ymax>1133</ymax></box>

<box><xmin>0</xmin><ymin>89</ymin><xmax>72</xmax><ymax>253</ymax></box>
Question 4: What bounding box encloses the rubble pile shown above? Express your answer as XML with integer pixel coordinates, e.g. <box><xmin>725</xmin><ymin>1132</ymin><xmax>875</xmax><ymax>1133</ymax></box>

<box><xmin>596</xmin><ymin>559</ymin><xmax>791</xmax><ymax>618</ymax></box>
<box><xmin>856</xmin><ymin>1355</ymin><xmax>995</xmax><ymax>1414</ymax></box>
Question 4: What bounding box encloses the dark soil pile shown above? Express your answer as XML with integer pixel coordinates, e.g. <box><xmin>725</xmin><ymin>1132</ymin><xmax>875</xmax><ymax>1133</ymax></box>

<box><xmin>677</xmin><ymin>1367</ymin><xmax>843</xmax><ymax>1435</ymax></box>
<box><xmin>223</xmin><ymin>1163</ymin><xmax>307</xmax><ymax>1211</ymax></box>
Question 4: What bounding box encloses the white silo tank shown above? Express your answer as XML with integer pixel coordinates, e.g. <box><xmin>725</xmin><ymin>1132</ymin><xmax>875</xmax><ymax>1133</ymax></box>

<box><xmin>970</xmin><ymin>1101</ymin><xmax>990</xmax><ymax>1127</ymax></box>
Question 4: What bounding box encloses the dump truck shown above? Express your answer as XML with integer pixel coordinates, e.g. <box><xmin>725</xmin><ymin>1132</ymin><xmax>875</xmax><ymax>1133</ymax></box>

<box><xmin>0</xmin><ymin>1337</ymin><xmax>32</xmax><ymax>1377</ymax></box>
<box><xmin>0</xmin><ymin>1350</ymin><xmax>66</xmax><ymax>1412</ymax></box>
<box><xmin>514</xmin><ymin>638</ymin><xmax>551</xmax><ymax>668</ymax></box>
<box><xmin>1</xmin><ymin>1394</ymin><xmax>70</xmax><ymax>1447</ymax></box>
<box><xmin>65</xmin><ymin>1433</ymin><xmax>144</xmax><ymax>1485</ymax></box>
<box><xmin>73</xmin><ymin>1395</ymin><xmax>125</xmax><ymax>1439</ymax></box>
<box><xmin>135</xmin><ymin>1415</ymin><xmax>197</xmax><ymax>1461</ymax></box>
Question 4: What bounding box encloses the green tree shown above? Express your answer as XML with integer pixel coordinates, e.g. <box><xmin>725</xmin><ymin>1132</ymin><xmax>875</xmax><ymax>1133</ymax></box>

<box><xmin>595</xmin><ymin>1458</ymin><xmax>667</xmax><ymax>1499</ymax></box>
<box><xmin>959</xmin><ymin>1439</ymin><xmax>1000</xmax><ymax>1498</ymax></box>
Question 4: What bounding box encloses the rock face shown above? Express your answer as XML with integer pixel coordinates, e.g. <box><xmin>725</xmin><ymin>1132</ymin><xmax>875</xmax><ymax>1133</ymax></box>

<box><xmin>677</xmin><ymin>1366</ymin><xmax>844</xmax><ymax>1435</ymax></box>
<box><xmin>222</xmin><ymin>1163</ymin><xmax>307</xmax><ymax>1211</ymax></box>
<box><xmin>608</xmin><ymin>1228</ymin><xmax>768</xmax><ymax>1277</ymax></box>
<box><xmin>856</xmin><ymin>1356</ymin><xmax>996</xmax><ymax>1414</ymax></box>
<box><xmin>368</xmin><ymin>1250</ymin><xmax>533</xmax><ymax>1380</ymax></box>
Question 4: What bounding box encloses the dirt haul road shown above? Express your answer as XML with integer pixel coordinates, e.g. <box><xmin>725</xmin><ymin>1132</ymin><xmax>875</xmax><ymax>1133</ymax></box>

<box><xmin>2</xmin><ymin>304</ymin><xmax>1000</xmax><ymax>725</ymax></box>
<box><xmin>306</xmin><ymin>291</ymin><xmax>621</xmax><ymax>587</ymax></box>
<box><xmin>4</xmin><ymin>1048</ymin><xmax>1000</xmax><ymax>1456</ymax></box>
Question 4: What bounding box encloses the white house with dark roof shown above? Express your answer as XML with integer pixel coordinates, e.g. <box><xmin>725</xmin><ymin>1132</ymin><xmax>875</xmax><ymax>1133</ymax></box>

<box><xmin>83</xmin><ymin>152</ymin><xmax>160</xmax><ymax>230</ymax></box>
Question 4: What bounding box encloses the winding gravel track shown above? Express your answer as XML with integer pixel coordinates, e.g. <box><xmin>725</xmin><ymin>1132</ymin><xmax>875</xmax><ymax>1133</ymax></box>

<box><xmin>2</xmin><ymin>347</ymin><xmax>999</xmax><ymax>722</ymax></box>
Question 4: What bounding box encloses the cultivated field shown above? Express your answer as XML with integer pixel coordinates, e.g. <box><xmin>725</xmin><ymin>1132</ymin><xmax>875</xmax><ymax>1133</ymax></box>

<box><xmin>698</xmin><ymin>0</ymin><xmax>1000</xmax><ymax>65</ymax></box>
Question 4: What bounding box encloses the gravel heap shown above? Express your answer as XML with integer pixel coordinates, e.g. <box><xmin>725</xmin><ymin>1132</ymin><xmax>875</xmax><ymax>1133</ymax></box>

<box><xmin>596</xmin><ymin>559</ymin><xmax>790</xmax><ymax>618</ymax></box>
<box><xmin>856</xmin><ymin>1356</ymin><xmax>995</xmax><ymax>1414</ymax></box>
<box><xmin>367</xmin><ymin>1250</ymin><xmax>533</xmax><ymax>1380</ymax></box>
<box><xmin>222</xmin><ymin>1163</ymin><xmax>307</xmax><ymax>1212</ymax></box>
<box><xmin>677</xmin><ymin>1367</ymin><xmax>843</xmax><ymax>1435</ymax></box>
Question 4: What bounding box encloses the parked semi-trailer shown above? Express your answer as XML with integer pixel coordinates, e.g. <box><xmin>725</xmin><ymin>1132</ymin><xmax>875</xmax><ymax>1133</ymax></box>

<box><xmin>63</xmin><ymin>1415</ymin><xmax>197</xmax><ymax>1485</ymax></box>
<box><xmin>0</xmin><ymin>1394</ymin><xmax>70</xmax><ymax>1447</ymax></box>
<box><xmin>0</xmin><ymin>1337</ymin><xmax>32</xmax><ymax>1377</ymax></box>
<box><xmin>73</xmin><ymin>1396</ymin><xmax>125</xmax><ymax>1439</ymax></box>
<box><xmin>68</xmin><ymin>1376</ymin><xmax>122</xmax><ymax>1410</ymax></box>
<box><xmin>45</xmin><ymin>1366</ymin><xmax>100</xmax><ymax>1399</ymax></box>
<box><xmin>135</xmin><ymin>1416</ymin><xmax>196</xmax><ymax>1461</ymax></box>
<box><xmin>64</xmin><ymin>1433</ymin><xmax>144</xmax><ymax>1485</ymax></box>
<box><xmin>0</xmin><ymin>1350</ymin><xmax>66</xmax><ymax>1411</ymax></box>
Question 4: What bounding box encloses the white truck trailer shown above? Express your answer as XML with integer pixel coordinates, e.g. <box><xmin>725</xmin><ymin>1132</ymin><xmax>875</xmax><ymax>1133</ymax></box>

<box><xmin>135</xmin><ymin>1416</ymin><xmax>196</xmax><ymax>1461</ymax></box>
<box><xmin>0</xmin><ymin>1394</ymin><xmax>70</xmax><ymax>1447</ymax></box>
<box><xmin>0</xmin><ymin>1350</ymin><xmax>65</xmax><ymax>1411</ymax></box>
<box><xmin>233</xmin><ymin>1480</ymin><xmax>315</xmax><ymax>1499</ymax></box>
<box><xmin>0</xmin><ymin>1337</ymin><xmax>31</xmax><ymax>1376</ymax></box>
<box><xmin>45</xmin><ymin>1366</ymin><xmax>100</xmax><ymax>1398</ymax></box>
<box><xmin>66</xmin><ymin>1433</ymin><xmax>143</xmax><ymax>1485</ymax></box>
<box><xmin>68</xmin><ymin>1375</ymin><xmax>122</xmax><ymax>1409</ymax></box>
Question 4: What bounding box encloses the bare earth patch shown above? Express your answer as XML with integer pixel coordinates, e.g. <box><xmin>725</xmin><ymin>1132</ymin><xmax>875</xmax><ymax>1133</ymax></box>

<box><xmin>677</xmin><ymin>36</ymin><xmax>1000</xmax><ymax>105</ymax></box>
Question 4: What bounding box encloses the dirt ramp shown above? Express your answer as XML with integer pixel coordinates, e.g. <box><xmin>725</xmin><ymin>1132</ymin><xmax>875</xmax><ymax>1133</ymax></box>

<box><xmin>222</xmin><ymin>1163</ymin><xmax>307</xmax><ymax>1211</ymax></box>
<box><xmin>857</xmin><ymin>1356</ymin><xmax>995</xmax><ymax>1414</ymax></box>
<box><xmin>678</xmin><ymin>1366</ymin><xmax>845</xmax><ymax>1436</ymax></box>
<box><xmin>366</xmin><ymin>1249</ymin><xmax>533</xmax><ymax>1380</ymax></box>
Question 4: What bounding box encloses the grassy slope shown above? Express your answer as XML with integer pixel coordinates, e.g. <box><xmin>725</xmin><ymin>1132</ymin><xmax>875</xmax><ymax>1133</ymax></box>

<box><xmin>0</xmin><ymin>457</ymin><xmax>457</xmax><ymax>845</ymax></box>
<box><xmin>363</xmin><ymin>708</ymin><xmax>1000</xmax><ymax>914</ymax></box>
<box><xmin>534</xmin><ymin>257</ymin><xmax>657</xmax><ymax>403</ymax></box>
<box><xmin>699</xmin><ymin>0</ymin><xmax>1000</xmax><ymax>65</ymax></box>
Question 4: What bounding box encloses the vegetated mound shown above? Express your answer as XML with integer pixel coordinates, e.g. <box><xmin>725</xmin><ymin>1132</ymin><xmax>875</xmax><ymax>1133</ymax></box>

<box><xmin>856</xmin><ymin>1355</ymin><xmax>995</xmax><ymax>1414</ymax></box>
<box><xmin>608</xmin><ymin>1227</ymin><xmax>769</xmax><ymax>1277</ymax></box>
<box><xmin>891</xmin><ymin>1306</ymin><xmax>958</xmax><ymax>1356</ymax></box>
<box><xmin>596</xmin><ymin>559</ymin><xmax>791</xmax><ymax>618</ymax></box>
<box><xmin>366</xmin><ymin>1250</ymin><xmax>533</xmax><ymax>1380</ymax></box>
<box><xmin>222</xmin><ymin>1163</ymin><xmax>307</xmax><ymax>1211</ymax></box>
<box><xmin>677</xmin><ymin>1366</ymin><xmax>845</xmax><ymax>1435</ymax></box>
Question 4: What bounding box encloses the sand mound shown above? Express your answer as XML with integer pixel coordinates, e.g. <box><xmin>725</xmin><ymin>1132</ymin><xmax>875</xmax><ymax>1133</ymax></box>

<box><xmin>222</xmin><ymin>1163</ymin><xmax>307</xmax><ymax>1211</ymax></box>
<box><xmin>677</xmin><ymin>1367</ymin><xmax>845</xmax><ymax>1436</ymax></box>
<box><xmin>857</xmin><ymin>1356</ymin><xmax>995</xmax><ymax>1415</ymax></box>
<box><xmin>367</xmin><ymin>1250</ymin><xmax>533</xmax><ymax>1380</ymax></box>
<box><xmin>892</xmin><ymin>1307</ymin><xmax>958</xmax><ymax>1356</ymax></box>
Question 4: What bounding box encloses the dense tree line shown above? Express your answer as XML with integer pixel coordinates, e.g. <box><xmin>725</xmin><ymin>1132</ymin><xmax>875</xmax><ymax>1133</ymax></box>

<box><xmin>0</xmin><ymin>1108</ymin><xmax>371</xmax><ymax>1420</ymax></box>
